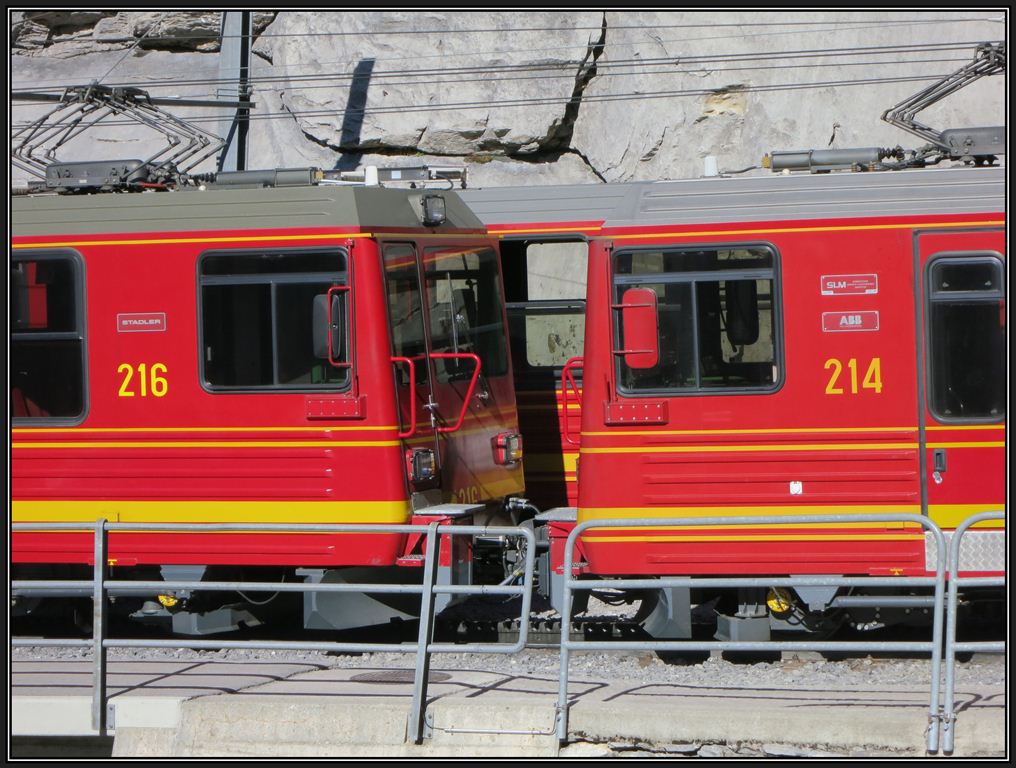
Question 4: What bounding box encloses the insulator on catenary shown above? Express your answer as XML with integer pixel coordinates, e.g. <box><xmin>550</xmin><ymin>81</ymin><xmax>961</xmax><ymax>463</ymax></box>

<box><xmin>762</xmin><ymin>147</ymin><xmax>904</xmax><ymax>172</ymax></box>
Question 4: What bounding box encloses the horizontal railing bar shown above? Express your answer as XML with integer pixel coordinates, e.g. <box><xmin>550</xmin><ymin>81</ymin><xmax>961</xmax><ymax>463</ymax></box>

<box><xmin>12</xmin><ymin>638</ymin><xmax>91</xmax><ymax>648</ymax></box>
<box><xmin>13</xmin><ymin>521</ymin><xmax>529</xmax><ymax>536</ymax></box>
<box><xmin>10</xmin><ymin>637</ymin><xmax>537</xmax><ymax>655</ymax></box>
<box><xmin>830</xmin><ymin>596</ymin><xmax>936</xmax><ymax>607</ymax></box>
<box><xmin>13</xmin><ymin>581</ymin><xmax>529</xmax><ymax>597</ymax></box>
<box><xmin>565</xmin><ymin>576</ymin><xmax>940</xmax><ymax>590</ymax></box>
<box><xmin>950</xmin><ymin>642</ymin><xmax>1005</xmax><ymax>653</ymax></box>
<box><xmin>947</xmin><ymin>577</ymin><xmax>1005</xmax><ymax>588</ymax></box>
<box><xmin>560</xmin><ymin>640</ymin><xmax>937</xmax><ymax>653</ymax></box>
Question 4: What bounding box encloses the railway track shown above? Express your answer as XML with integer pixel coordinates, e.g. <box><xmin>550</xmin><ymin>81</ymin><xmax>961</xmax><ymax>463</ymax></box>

<box><xmin>13</xmin><ymin>602</ymin><xmax>1002</xmax><ymax>662</ymax></box>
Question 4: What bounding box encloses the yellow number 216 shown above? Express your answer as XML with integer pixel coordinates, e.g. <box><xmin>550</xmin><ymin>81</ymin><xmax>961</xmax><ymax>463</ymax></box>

<box><xmin>117</xmin><ymin>363</ymin><xmax>169</xmax><ymax>398</ymax></box>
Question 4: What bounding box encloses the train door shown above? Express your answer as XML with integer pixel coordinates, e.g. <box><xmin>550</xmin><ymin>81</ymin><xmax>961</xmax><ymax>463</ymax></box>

<box><xmin>383</xmin><ymin>240</ymin><xmax>524</xmax><ymax>507</ymax></box>
<box><xmin>915</xmin><ymin>230</ymin><xmax>1006</xmax><ymax>548</ymax></box>
<box><xmin>383</xmin><ymin>242</ymin><xmax>441</xmax><ymax>496</ymax></box>
<box><xmin>501</xmin><ymin>238</ymin><xmax>588</xmax><ymax>509</ymax></box>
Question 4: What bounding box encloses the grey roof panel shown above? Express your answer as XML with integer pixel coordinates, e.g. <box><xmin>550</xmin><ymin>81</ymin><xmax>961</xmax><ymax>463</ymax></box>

<box><xmin>12</xmin><ymin>184</ymin><xmax>484</xmax><ymax>237</ymax></box>
<box><xmin>461</xmin><ymin>166</ymin><xmax>1004</xmax><ymax>228</ymax></box>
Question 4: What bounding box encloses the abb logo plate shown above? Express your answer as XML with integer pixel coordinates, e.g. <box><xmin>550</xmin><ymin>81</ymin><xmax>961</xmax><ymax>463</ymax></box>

<box><xmin>822</xmin><ymin>311</ymin><xmax>880</xmax><ymax>332</ymax></box>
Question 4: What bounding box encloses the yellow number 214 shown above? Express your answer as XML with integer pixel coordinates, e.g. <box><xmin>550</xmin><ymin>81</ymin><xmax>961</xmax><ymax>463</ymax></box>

<box><xmin>824</xmin><ymin>357</ymin><xmax>882</xmax><ymax>395</ymax></box>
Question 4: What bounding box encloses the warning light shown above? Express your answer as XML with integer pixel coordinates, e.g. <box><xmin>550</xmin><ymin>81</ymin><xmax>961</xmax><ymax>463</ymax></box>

<box><xmin>492</xmin><ymin>432</ymin><xmax>523</xmax><ymax>466</ymax></box>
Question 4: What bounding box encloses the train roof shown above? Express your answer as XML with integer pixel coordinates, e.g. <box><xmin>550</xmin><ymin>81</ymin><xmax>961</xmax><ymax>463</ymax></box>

<box><xmin>460</xmin><ymin>165</ymin><xmax>1005</xmax><ymax>229</ymax></box>
<box><xmin>11</xmin><ymin>183</ymin><xmax>484</xmax><ymax>238</ymax></box>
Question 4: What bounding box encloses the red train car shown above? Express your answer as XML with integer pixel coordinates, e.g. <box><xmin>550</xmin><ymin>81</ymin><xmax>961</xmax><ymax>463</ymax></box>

<box><xmin>10</xmin><ymin>158</ymin><xmax>1005</xmax><ymax>641</ymax></box>
<box><xmin>464</xmin><ymin>163</ymin><xmax>1006</xmax><ymax>638</ymax></box>
<box><xmin>11</xmin><ymin>173</ymin><xmax>524</xmax><ymax>632</ymax></box>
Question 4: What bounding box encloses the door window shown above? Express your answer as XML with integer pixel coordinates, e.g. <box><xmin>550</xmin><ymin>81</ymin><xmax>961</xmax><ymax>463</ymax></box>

<box><xmin>926</xmin><ymin>255</ymin><xmax>1005</xmax><ymax>420</ymax></box>
<box><xmin>423</xmin><ymin>246</ymin><xmax>507</xmax><ymax>382</ymax></box>
<box><xmin>384</xmin><ymin>243</ymin><xmax>429</xmax><ymax>385</ymax></box>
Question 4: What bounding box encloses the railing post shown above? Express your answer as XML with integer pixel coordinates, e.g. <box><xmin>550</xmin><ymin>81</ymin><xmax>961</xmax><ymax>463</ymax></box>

<box><xmin>92</xmin><ymin>518</ymin><xmax>108</xmax><ymax>735</ymax></box>
<box><xmin>924</xmin><ymin>520</ymin><xmax>947</xmax><ymax>755</ymax></box>
<box><xmin>941</xmin><ymin>511</ymin><xmax>1004</xmax><ymax>755</ymax></box>
<box><xmin>556</xmin><ymin>526</ymin><xmax>576</xmax><ymax>743</ymax></box>
<box><xmin>408</xmin><ymin>520</ymin><xmax>441</xmax><ymax>743</ymax></box>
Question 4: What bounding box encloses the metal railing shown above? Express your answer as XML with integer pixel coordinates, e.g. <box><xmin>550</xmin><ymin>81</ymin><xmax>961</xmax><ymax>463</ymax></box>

<box><xmin>941</xmin><ymin>511</ymin><xmax>1005</xmax><ymax>755</ymax></box>
<box><xmin>555</xmin><ymin>514</ymin><xmax>953</xmax><ymax>753</ymax></box>
<box><xmin>11</xmin><ymin>519</ymin><xmax>536</xmax><ymax>744</ymax></box>
<box><xmin>11</xmin><ymin>513</ymin><xmax>1004</xmax><ymax>752</ymax></box>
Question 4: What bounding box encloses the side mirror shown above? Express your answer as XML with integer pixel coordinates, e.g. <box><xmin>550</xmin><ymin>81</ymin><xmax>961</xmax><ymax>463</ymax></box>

<box><xmin>620</xmin><ymin>287</ymin><xmax>659</xmax><ymax>369</ymax></box>
<box><xmin>725</xmin><ymin>280</ymin><xmax>759</xmax><ymax>346</ymax></box>
<box><xmin>313</xmin><ymin>292</ymin><xmax>345</xmax><ymax>363</ymax></box>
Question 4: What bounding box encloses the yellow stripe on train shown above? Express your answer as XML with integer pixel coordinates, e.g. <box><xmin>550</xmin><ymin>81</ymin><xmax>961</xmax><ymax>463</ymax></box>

<box><xmin>577</xmin><ymin>504</ymin><xmax>1004</xmax><ymax>530</ymax></box>
<box><xmin>12</xmin><ymin>440</ymin><xmax>402</xmax><ymax>449</ymax></box>
<box><xmin>11</xmin><ymin>500</ymin><xmax>412</xmax><ymax>524</ymax></box>
<box><xmin>928</xmin><ymin>504</ymin><xmax>1006</xmax><ymax>529</ymax></box>
<box><xmin>583</xmin><ymin>534</ymin><xmax>921</xmax><ymax>543</ymax></box>
<box><xmin>581</xmin><ymin>443</ymin><xmax>918</xmax><ymax>455</ymax></box>
<box><xmin>578</xmin><ymin>504</ymin><xmax>921</xmax><ymax>522</ymax></box>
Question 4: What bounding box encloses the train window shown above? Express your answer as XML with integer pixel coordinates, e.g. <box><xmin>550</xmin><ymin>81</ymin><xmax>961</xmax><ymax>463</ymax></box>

<box><xmin>502</xmin><ymin>239</ymin><xmax>588</xmax><ymax>382</ymax></box>
<box><xmin>199</xmin><ymin>248</ymin><xmax>350</xmax><ymax>390</ymax></box>
<box><xmin>11</xmin><ymin>252</ymin><xmax>87</xmax><ymax>421</ymax></box>
<box><xmin>383</xmin><ymin>243</ymin><xmax>429</xmax><ymax>386</ymax></box>
<box><xmin>509</xmin><ymin>302</ymin><xmax>586</xmax><ymax>369</ymax></box>
<box><xmin>613</xmin><ymin>246</ymin><xmax>780</xmax><ymax>394</ymax></box>
<box><xmin>521</xmin><ymin>242</ymin><xmax>587</xmax><ymax>367</ymax></box>
<box><xmin>927</xmin><ymin>255</ymin><xmax>1005</xmax><ymax>420</ymax></box>
<box><xmin>423</xmin><ymin>246</ymin><xmax>508</xmax><ymax>382</ymax></box>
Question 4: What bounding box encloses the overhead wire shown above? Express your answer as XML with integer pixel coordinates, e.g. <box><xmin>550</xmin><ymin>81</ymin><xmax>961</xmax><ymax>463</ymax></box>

<box><xmin>9</xmin><ymin>55</ymin><xmax>979</xmax><ymax>107</ymax></box>
<box><xmin>10</xmin><ymin>39</ymin><xmax>1000</xmax><ymax>100</ymax></box>
<box><xmin>10</xmin><ymin>17</ymin><xmax>1004</xmax><ymax>140</ymax></box>
<box><xmin>9</xmin><ymin>16</ymin><xmax>1003</xmax><ymax>92</ymax></box>
<box><xmin>12</xmin><ymin>70</ymin><xmax>989</xmax><ymax>131</ymax></box>
<box><xmin>192</xmin><ymin>56</ymin><xmax>980</xmax><ymax>99</ymax></box>
<box><xmin>92</xmin><ymin>12</ymin><xmax>169</xmax><ymax>85</ymax></box>
<box><xmin>13</xmin><ymin>14</ymin><xmax>998</xmax><ymax>41</ymax></box>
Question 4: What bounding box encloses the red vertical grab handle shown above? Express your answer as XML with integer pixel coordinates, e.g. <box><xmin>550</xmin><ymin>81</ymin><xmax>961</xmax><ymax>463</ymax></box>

<box><xmin>561</xmin><ymin>356</ymin><xmax>584</xmax><ymax>447</ymax></box>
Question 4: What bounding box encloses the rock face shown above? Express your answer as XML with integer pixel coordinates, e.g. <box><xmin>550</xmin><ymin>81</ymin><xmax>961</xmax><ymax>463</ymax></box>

<box><xmin>10</xmin><ymin>10</ymin><xmax>1006</xmax><ymax>187</ymax></box>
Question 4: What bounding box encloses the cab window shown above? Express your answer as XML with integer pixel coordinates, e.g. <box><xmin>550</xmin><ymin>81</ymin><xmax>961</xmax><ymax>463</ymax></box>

<box><xmin>11</xmin><ymin>252</ymin><xmax>86</xmax><ymax>420</ymax></box>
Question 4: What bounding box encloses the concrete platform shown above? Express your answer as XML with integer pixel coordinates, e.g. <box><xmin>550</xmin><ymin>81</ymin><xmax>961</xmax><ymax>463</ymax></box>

<box><xmin>11</xmin><ymin>657</ymin><xmax>1006</xmax><ymax>757</ymax></box>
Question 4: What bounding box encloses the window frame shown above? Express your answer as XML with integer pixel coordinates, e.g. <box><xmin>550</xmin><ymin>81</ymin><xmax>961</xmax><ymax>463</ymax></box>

<box><xmin>924</xmin><ymin>251</ymin><xmax>1006</xmax><ymax>424</ymax></box>
<box><xmin>11</xmin><ymin>248</ymin><xmax>88</xmax><ymax>425</ymax></box>
<box><xmin>611</xmin><ymin>241</ymin><xmax>784</xmax><ymax>397</ymax></box>
<box><xmin>506</xmin><ymin>299</ymin><xmax>587</xmax><ymax>382</ymax></box>
<box><xmin>421</xmin><ymin>244</ymin><xmax>510</xmax><ymax>383</ymax></box>
<box><xmin>500</xmin><ymin>235</ymin><xmax>589</xmax><ymax>385</ymax></box>
<box><xmin>196</xmin><ymin>246</ymin><xmax>352</xmax><ymax>393</ymax></box>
